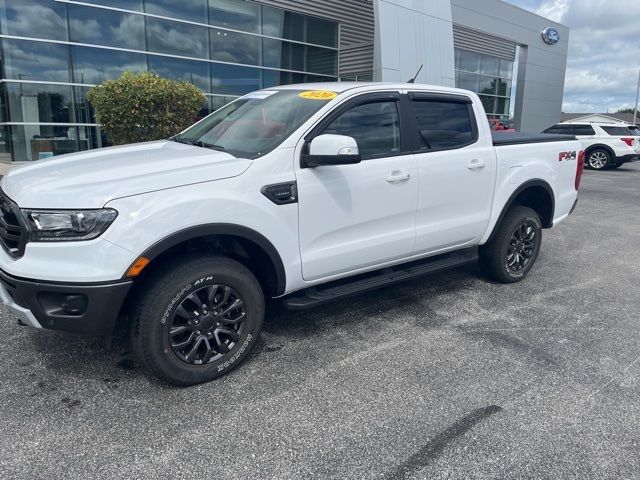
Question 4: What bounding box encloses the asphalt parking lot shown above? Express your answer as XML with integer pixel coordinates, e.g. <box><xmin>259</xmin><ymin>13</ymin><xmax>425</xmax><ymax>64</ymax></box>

<box><xmin>1</xmin><ymin>163</ymin><xmax>639</xmax><ymax>480</ymax></box>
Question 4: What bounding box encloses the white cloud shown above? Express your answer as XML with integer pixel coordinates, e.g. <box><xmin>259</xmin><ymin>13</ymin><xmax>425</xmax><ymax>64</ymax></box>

<box><xmin>508</xmin><ymin>0</ymin><xmax>640</xmax><ymax>113</ymax></box>
<box><xmin>535</xmin><ymin>0</ymin><xmax>570</xmax><ymax>22</ymax></box>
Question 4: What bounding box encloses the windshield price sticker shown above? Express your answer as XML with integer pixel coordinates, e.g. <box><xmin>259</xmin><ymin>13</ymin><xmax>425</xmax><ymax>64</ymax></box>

<box><xmin>244</xmin><ymin>90</ymin><xmax>278</xmax><ymax>100</ymax></box>
<box><xmin>299</xmin><ymin>90</ymin><xmax>338</xmax><ymax>100</ymax></box>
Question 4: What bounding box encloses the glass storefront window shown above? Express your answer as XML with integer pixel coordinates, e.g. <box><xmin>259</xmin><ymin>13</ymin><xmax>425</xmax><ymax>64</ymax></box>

<box><xmin>499</xmin><ymin>59</ymin><xmax>513</xmax><ymax>79</ymax></box>
<box><xmin>478</xmin><ymin>76</ymin><xmax>497</xmax><ymax>96</ymax></box>
<box><xmin>261</xmin><ymin>70</ymin><xmax>305</xmax><ymax>88</ymax></box>
<box><xmin>0</xmin><ymin>1</ymin><xmax>342</xmax><ymax>161</ymax></box>
<box><xmin>0</xmin><ymin>0</ymin><xmax>67</xmax><ymax>41</ymax></box>
<box><xmin>209</xmin><ymin>95</ymin><xmax>238</xmax><ymax>112</ymax></box>
<box><xmin>81</xmin><ymin>1</ymin><xmax>143</xmax><ymax>11</ymax></box>
<box><xmin>148</xmin><ymin>56</ymin><xmax>211</xmax><ymax>92</ymax></box>
<box><xmin>455</xmin><ymin>49</ymin><xmax>514</xmax><ymax>117</ymax></box>
<box><xmin>497</xmin><ymin>78</ymin><xmax>511</xmax><ymax>97</ymax></box>
<box><xmin>496</xmin><ymin>97</ymin><xmax>509</xmax><ymax>116</ymax></box>
<box><xmin>146</xmin><ymin>16</ymin><xmax>208</xmax><ymax>58</ymax></box>
<box><xmin>262</xmin><ymin>7</ymin><xmax>304</xmax><ymax>42</ymax></box>
<box><xmin>307</xmin><ymin>17</ymin><xmax>338</xmax><ymax>48</ymax></box>
<box><xmin>480</xmin><ymin>55</ymin><xmax>500</xmax><ymax>76</ymax></box>
<box><xmin>458</xmin><ymin>50</ymin><xmax>480</xmax><ymax>73</ymax></box>
<box><xmin>457</xmin><ymin>72</ymin><xmax>479</xmax><ymax>92</ymax></box>
<box><xmin>71</xmin><ymin>46</ymin><xmax>146</xmax><ymax>84</ymax></box>
<box><xmin>0</xmin><ymin>125</ymin><xmax>10</xmax><ymax>162</ymax></box>
<box><xmin>480</xmin><ymin>96</ymin><xmax>495</xmax><ymax>115</ymax></box>
<box><xmin>145</xmin><ymin>0</ymin><xmax>207</xmax><ymax>24</ymax></box>
<box><xmin>4</xmin><ymin>124</ymin><xmax>100</xmax><ymax>161</ymax></box>
<box><xmin>211</xmin><ymin>64</ymin><xmax>260</xmax><ymax>95</ymax></box>
<box><xmin>6</xmin><ymin>83</ymin><xmax>74</xmax><ymax>124</ymax></box>
<box><xmin>68</xmin><ymin>4</ymin><xmax>145</xmax><ymax>50</ymax></box>
<box><xmin>1</xmin><ymin>39</ymin><xmax>71</xmax><ymax>83</ymax></box>
<box><xmin>262</xmin><ymin>39</ymin><xmax>305</xmax><ymax>71</ymax></box>
<box><xmin>74</xmin><ymin>87</ymin><xmax>96</xmax><ymax>124</ymax></box>
<box><xmin>209</xmin><ymin>0</ymin><xmax>261</xmax><ymax>34</ymax></box>
<box><xmin>210</xmin><ymin>29</ymin><xmax>260</xmax><ymax>66</ymax></box>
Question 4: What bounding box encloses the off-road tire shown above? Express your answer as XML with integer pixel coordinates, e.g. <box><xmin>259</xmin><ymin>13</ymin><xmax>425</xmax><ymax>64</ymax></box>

<box><xmin>479</xmin><ymin>206</ymin><xmax>542</xmax><ymax>283</ymax></box>
<box><xmin>131</xmin><ymin>256</ymin><xmax>264</xmax><ymax>386</ymax></box>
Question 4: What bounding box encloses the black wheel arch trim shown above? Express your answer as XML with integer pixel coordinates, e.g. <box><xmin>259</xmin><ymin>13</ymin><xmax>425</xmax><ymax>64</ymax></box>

<box><xmin>128</xmin><ymin>224</ymin><xmax>287</xmax><ymax>296</ymax></box>
<box><xmin>487</xmin><ymin>179</ymin><xmax>555</xmax><ymax>243</ymax></box>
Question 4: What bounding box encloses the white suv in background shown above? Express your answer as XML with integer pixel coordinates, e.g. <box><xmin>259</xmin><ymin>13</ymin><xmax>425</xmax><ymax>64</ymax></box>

<box><xmin>543</xmin><ymin>122</ymin><xmax>640</xmax><ymax>170</ymax></box>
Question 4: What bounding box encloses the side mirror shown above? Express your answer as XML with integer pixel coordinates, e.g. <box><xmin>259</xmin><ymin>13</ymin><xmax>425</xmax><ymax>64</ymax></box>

<box><xmin>301</xmin><ymin>134</ymin><xmax>361</xmax><ymax>168</ymax></box>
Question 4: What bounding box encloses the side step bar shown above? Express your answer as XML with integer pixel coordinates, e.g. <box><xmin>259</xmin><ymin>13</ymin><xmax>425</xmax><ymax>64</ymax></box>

<box><xmin>283</xmin><ymin>248</ymin><xmax>478</xmax><ymax>311</ymax></box>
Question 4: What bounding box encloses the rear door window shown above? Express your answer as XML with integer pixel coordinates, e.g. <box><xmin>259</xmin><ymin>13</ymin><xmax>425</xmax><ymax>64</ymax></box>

<box><xmin>411</xmin><ymin>99</ymin><xmax>477</xmax><ymax>151</ymax></box>
<box><xmin>571</xmin><ymin>125</ymin><xmax>595</xmax><ymax>135</ymax></box>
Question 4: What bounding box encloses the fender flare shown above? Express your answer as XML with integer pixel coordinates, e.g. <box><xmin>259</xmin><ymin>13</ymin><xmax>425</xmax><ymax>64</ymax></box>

<box><xmin>132</xmin><ymin>223</ymin><xmax>287</xmax><ymax>296</ymax></box>
<box><xmin>486</xmin><ymin>179</ymin><xmax>555</xmax><ymax>243</ymax></box>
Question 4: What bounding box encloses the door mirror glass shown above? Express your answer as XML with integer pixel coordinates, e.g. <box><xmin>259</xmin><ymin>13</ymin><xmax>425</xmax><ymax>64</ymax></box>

<box><xmin>302</xmin><ymin>134</ymin><xmax>361</xmax><ymax>167</ymax></box>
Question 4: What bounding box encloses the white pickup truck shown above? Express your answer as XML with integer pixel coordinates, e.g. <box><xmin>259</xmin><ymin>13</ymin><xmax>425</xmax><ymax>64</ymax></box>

<box><xmin>0</xmin><ymin>83</ymin><xmax>583</xmax><ymax>385</ymax></box>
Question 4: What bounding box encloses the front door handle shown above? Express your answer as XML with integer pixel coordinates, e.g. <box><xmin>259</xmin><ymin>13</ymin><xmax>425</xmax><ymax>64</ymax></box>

<box><xmin>387</xmin><ymin>171</ymin><xmax>411</xmax><ymax>183</ymax></box>
<box><xmin>467</xmin><ymin>159</ymin><xmax>487</xmax><ymax>171</ymax></box>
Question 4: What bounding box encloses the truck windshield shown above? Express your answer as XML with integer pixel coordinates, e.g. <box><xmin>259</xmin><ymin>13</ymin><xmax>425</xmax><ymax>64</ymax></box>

<box><xmin>174</xmin><ymin>90</ymin><xmax>337</xmax><ymax>159</ymax></box>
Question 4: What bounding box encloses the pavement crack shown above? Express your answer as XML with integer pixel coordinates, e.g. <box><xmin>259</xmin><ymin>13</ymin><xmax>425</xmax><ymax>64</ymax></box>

<box><xmin>383</xmin><ymin>405</ymin><xmax>503</xmax><ymax>479</ymax></box>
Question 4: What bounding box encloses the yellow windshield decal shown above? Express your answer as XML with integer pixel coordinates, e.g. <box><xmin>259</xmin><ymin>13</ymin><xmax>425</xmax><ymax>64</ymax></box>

<box><xmin>299</xmin><ymin>90</ymin><xmax>338</xmax><ymax>100</ymax></box>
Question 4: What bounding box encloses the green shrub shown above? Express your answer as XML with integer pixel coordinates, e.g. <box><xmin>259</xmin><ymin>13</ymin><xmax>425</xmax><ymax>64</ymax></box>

<box><xmin>87</xmin><ymin>72</ymin><xmax>206</xmax><ymax>145</ymax></box>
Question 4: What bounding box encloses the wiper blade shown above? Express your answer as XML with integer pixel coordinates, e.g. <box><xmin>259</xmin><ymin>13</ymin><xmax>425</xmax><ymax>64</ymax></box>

<box><xmin>194</xmin><ymin>141</ymin><xmax>225</xmax><ymax>151</ymax></box>
<box><xmin>172</xmin><ymin>137</ymin><xmax>225</xmax><ymax>151</ymax></box>
<box><xmin>170</xmin><ymin>137</ymin><xmax>193</xmax><ymax>145</ymax></box>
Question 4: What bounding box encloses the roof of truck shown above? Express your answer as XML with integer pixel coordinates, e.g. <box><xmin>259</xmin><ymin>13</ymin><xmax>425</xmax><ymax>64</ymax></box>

<box><xmin>270</xmin><ymin>82</ymin><xmax>469</xmax><ymax>95</ymax></box>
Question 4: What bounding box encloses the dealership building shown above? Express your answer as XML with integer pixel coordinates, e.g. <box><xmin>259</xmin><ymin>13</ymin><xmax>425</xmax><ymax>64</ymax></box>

<box><xmin>0</xmin><ymin>0</ymin><xmax>568</xmax><ymax>162</ymax></box>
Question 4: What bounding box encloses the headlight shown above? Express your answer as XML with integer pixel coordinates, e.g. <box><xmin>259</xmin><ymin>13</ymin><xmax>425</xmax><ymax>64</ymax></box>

<box><xmin>22</xmin><ymin>209</ymin><xmax>118</xmax><ymax>242</ymax></box>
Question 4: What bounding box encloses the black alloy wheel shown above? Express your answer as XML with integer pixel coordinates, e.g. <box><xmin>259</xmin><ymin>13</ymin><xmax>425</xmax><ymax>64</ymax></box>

<box><xmin>131</xmin><ymin>256</ymin><xmax>264</xmax><ymax>386</ymax></box>
<box><xmin>169</xmin><ymin>284</ymin><xmax>246</xmax><ymax>365</ymax></box>
<box><xmin>478</xmin><ymin>206</ymin><xmax>542</xmax><ymax>283</ymax></box>
<box><xmin>506</xmin><ymin>221</ymin><xmax>537</xmax><ymax>273</ymax></box>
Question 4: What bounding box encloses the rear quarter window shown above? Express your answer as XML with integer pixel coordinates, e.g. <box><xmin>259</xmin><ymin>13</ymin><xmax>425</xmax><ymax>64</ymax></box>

<box><xmin>601</xmin><ymin>126</ymin><xmax>631</xmax><ymax>136</ymax></box>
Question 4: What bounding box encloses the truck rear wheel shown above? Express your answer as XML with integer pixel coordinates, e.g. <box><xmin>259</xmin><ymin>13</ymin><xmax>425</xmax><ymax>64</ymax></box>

<box><xmin>479</xmin><ymin>206</ymin><xmax>542</xmax><ymax>283</ymax></box>
<box><xmin>131</xmin><ymin>256</ymin><xmax>264</xmax><ymax>386</ymax></box>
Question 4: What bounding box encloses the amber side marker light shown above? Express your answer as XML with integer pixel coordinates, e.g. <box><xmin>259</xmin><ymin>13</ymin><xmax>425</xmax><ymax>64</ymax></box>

<box><xmin>126</xmin><ymin>256</ymin><xmax>150</xmax><ymax>277</ymax></box>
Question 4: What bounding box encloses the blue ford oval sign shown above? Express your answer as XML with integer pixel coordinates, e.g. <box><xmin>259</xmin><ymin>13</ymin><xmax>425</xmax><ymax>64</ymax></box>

<box><xmin>542</xmin><ymin>27</ymin><xmax>560</xmax><ymax>45</ymax></box>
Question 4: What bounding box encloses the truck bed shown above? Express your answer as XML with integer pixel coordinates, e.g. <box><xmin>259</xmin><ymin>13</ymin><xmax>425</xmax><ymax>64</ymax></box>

<box><xmin>492</xmin><ymin>131</ymin><xmax>576</xmax><ymax>146</ymax></box>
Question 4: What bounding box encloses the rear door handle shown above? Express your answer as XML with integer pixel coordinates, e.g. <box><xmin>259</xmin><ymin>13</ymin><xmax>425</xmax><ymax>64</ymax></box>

<box><xmin>387</xmin><ymin>171</ymin><xmax>411</xmax><ymax>183</ymax></box>
<box><xmin>467</xmin><ymin>159</ymin><xmax>487</xmax><ymax>171</ymax></box>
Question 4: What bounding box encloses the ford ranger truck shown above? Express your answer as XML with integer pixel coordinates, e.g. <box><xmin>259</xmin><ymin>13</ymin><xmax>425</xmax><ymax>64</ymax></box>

<box><xmin>0</xmin><ymin>83</ymin><xmax>583</xmax><ymax>385</ymax></box>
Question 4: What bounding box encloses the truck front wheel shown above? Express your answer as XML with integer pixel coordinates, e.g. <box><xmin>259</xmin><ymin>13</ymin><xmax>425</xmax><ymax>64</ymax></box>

<box><xmin>479</xmin><ymin>206</ymin><xmax>542</xmax><ymax>283</ymax></box>
<box><xmin>131</xmin><ymin>256</ymin><xmax>264</xmax><ymax>386</ymax></box>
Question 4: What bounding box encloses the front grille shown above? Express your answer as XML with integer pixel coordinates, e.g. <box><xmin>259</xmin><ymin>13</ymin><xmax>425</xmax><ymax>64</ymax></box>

<box><xmin>0</xmin><ymin>189</ymin><xmax>27</xmax><ymax>258</ymax></box>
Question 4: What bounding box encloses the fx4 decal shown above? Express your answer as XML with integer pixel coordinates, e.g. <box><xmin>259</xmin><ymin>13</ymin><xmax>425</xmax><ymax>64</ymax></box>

<box><xmin>558</xmin><ymin>151</ymin><xmax>577</xmax><ymax>162</ymax></box>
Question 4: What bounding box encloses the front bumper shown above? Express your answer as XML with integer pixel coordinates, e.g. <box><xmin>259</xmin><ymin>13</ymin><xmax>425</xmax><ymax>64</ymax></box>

<box><xmin>0</xmin><ymin>269</ymin><xmax>132</xmax><ymax>335</ymax></box>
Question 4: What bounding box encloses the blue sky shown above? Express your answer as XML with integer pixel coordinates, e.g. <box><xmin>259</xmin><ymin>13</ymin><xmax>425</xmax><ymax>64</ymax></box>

<box><xmin>505</xmin><ymin>0</ymin><xmax>640</xmax><ymax>113</ymax></box>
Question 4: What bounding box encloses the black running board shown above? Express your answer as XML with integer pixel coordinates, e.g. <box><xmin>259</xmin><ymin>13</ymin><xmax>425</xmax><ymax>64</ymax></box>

<box><xmin>283</xmin><ymin>248</ymin><xmax>478</xmax><ymax>311</ymax></box>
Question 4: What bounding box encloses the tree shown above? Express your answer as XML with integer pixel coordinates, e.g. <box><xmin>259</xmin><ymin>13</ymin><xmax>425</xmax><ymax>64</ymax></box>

<box><xmin>617</xmin><ymin>108</ymin><xmax>635</xmax><ymax>114</ymax></box>
<box><xmin>87</xmin><ymin>72</ymin><xmax>206</xmax><ymax>145</ymax></box>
